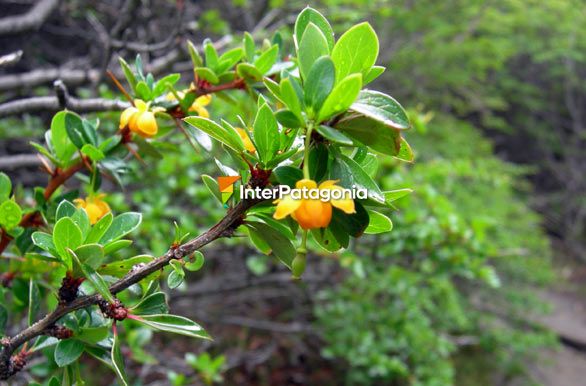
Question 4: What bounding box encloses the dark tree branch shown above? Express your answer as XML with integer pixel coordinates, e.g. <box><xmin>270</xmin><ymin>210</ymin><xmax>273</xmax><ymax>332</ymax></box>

<box><xmin>0</xmin><ymin>196</ymin><xmax>261</xmax><ymax>380</ymax></box>
<box><xmin>0</xmin><ymin>0</ymin><xmax>59</xmax><ymax>35</ymax></box>
<box><xmin>0</xmin><ymin>95</ymin><xmax>129</xmax><ymax>117</ymax></box>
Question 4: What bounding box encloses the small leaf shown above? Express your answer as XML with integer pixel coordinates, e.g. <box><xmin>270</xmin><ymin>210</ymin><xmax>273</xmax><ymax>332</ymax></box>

<box><xmin>384</xmin><ymin>189</ymin><xmax>413</xmax><ymax>204</ymax></box>
<box><xmin>294</xmin><ymin>7</ymin><xmax>334</xmax><ymax>51</ymax></box>
<box><xmin>133</xmin><ymin>314</ymin><xmax>210</xmax><ymax>339</ymax></box>
<box><xmin>111</xmin><ymin>331</ymin><xmax>129</xmax><ymax>386</ymax></box>
<box><xmin>195</xmin><ymin>67</ymin><xmax>219</xmax><ymax>84</ymax></box>
<box><xmin>185</xmin><ymin>251</ymin><xmax>205</xmax><ymax>272</ymax></box>
<box><xmin>103</xmin><ymin>239</ymin><xmax>133</xmax><ymax>255</ymax></box>
<box><xmin>98</xmin><ymin>255</ymin><xmax>153</xmax><ymax>277</ymax></box>
<box><xmin>254</xmin><ymin>45</ymin><xmax>279</xmax><ymax>74</ymax></box>
<box><xmin>50</xmin><ymin>111</ymin><xmax>77</xmax><ymax>166</ymax></box>
<box><xmin>76</xmin><ymin>326</ymin><xmax>109</xmax><ymax>345</ymax></box>
<box><xmin>364</xmin><ymin>210</ymin><xmax>393</xmax><ymax>234</ymax></box>
<box><xmin>297</xmin><ymin>23</ymin><xmax>329</xmax><ymax>80</ymax></box>
<box><xmin>81</xmin><ymin>144</ymin><xmax>105</xmax><ymax>162</ymax></box>
<box><xmin>99</xmin><ymin>212</ymin><xmax>142</xmax><ymax>245</ymax></box>
<box><xmin>185</xmin><ymin>117</ymin><xmax>245</xmax><ymax>152</ymax></box>
<box><xmin>316</xmin><ymin>125</ymin><xmax>354</xmax><ymax>145</ymax></box>
<box><xmin>318</xmin><ymin>73</ymin><xmax>362</xmax><ymax>122</ymax></box>
<box><xmin>253</xmin><ymin>104</ymin><xmax>280</xmax><ymax>164</ymax></box>
<box><xmin>331</xmin><ymin>22</ymin><xmax>379</xmax><ymax>82</ymax></box>
<box><xmin>55</xmin><ymin>339</ymin><xmax>84</xmax><ymax>367</ymax></box>
<box><xmin>201</xmin><ymin>174</ymin><xmax>222</xmax><ymax>203</ymax></box>
<box><xmin>0</xmin><ymin>200</ymin><xmax>22</xmax><ymax>230</ymax></box>
<box><xmin>349</xmin><ymin>90</ymin><xmax>410</xmax><ymax>129</ymax></box>
<box><xmin>53</xmin><ymin>217</ymin><xmax>83</xmax><ymax>266</ymax></box>
<box><xmin>167</xmin><ymin>268</ymin><xmax>184</xmax><ymax>289</ymax></box>
<box><xmin>70</xmin><ymin>249</ymin><xmax>114</xmax><ymax>303</ymax></box>
<box><xmin>304</xmin><ymin>56</ymin><xmax>335</xmax><ymax>117</ymax></box>
<box><xmin>85</xmin><ymin>212</ymin><xmax>113</xmax><ymax>244</ymax></box>
<box><xmin>393</xmin><ymin>137</ymin><xmax>414</xmax><ymax>162</ymax></box>
<box><xmin>0</xmin><ymin>172</ymin><xmax>12</xmax><ymax>202</ymax></box>
<box><xmin>31</xmin><ymin>231</ymin><xmax>58</xmax><ymax>255</ymax></box>
<box><xmin>246</xmin><ymin>221</ymin><xmax>296</xmax><ymax>268</ymax></box>
<box><xmin>131</xmin><ymin>292</ymin><xmax>168</xmax><ymax>315</ymax></box>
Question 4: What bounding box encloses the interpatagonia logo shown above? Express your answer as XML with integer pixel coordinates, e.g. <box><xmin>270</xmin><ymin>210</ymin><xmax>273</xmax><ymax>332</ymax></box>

<box><xmin>217</xmin><ymin>176</ymin><xmax>241</xmax><ymax>207</ymax></box>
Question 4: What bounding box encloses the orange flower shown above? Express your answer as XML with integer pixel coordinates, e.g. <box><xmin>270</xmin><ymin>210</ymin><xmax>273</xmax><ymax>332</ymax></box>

<box><xmin>74</xmin><ymin>194</ymin><xmax>111</xmax><ymax>224</ymax></box>
<box><xmin>236</xmin><ymin>127</ymin><xmax>255</xmax><ymax>153</ymax></box>
<box><xmin>119</xmin><ymin>99</ymin><xmax>159</xmax><ymax>138</ymax></box>
<box><xmin>273</xmin><ymin>179</ymin><xmax>355</xmax><ymax>230</ymax></box>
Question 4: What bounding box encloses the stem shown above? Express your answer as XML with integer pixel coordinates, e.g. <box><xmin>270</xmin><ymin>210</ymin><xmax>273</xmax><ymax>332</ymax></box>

<box><xmin>0</xmin><ymin>195</ymin><xmax>263</xmax><ymax>380</ymax></box>
<box><xmin>302</xmin><ymin>123</ymin><xmax>314</xmax><ymax>180</ymax></box>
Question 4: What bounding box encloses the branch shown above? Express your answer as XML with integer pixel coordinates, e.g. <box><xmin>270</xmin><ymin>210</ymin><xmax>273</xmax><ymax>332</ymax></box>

<box><xmin>0</xmin><ymin>197</ymin><xmax>260</xmax><ymax>379</ymax></box>
<box><xmin>0</xmin><ymin>0</ymin><xmax>59</xmax><ymax>35</ymax></box>
<box><xmin>0</xmin><ymin>154</ymin><xmax>42</xmax><ymax>170</ymax></box>
<box><xmin>0</xmin><ymin>95</ymin><xmax>129</xmax><ymax>117</ymax></box>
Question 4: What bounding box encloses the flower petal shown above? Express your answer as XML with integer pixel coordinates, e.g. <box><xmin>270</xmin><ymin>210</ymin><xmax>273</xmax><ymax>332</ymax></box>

<box><xmin>331</xmin><ymin>197</ymin><xmax>356</xmax><ymax>214</ymax></box>
<box><xmin>136</xmin><ymin>111</ymin><xmax>158</xmax><ymax>137</ymax></box>
<box><xmin>273</xmin><ymin>195</ymin><xmax>301</xmax><ymax>220</ymax></box>
<box><xmin>195</xmin><ymin>94</ymin><xmax>212</xmax><ymax>106</ymax></box>
<box><xmin>295</xmin><ymin>179</ymin><xmax>317</xmax><ymax>190</ymax></box>
<box><xmin>318</xmin><ymin>180</ymin><xmax>340</xmax><ymax>190</ymax></box>
<box><xmin>119</xmin><ymin>107</ymin><xmax>138</xmax><ymax>129</ymax></box>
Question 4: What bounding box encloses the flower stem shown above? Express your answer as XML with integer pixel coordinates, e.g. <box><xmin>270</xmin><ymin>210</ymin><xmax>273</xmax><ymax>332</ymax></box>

<box><xmin>303</xmin><ymin>123</ymin><xmax>314</xmax><ymax>180</ymax></box>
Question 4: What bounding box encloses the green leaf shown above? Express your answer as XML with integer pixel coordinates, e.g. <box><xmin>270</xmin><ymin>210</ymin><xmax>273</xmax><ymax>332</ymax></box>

<box><xmin>0</xmin><ymin>172</ymin><xmax>12</xmax><ymax>202</ymax></box>
<box><xmin>294</xmin><ymin>7</ymin><xmax>334</xmax><ymax>51</ymax></box>
<box><xmin>185</xmin><ymin>116</ymin><xmax>245</xmax><ymax>152</ymax></box>
<box><xmin>153</xmin><ymin>73</ymin><xmax>180</xmax><ymax>97</ymax></box>
<box><xmin>253</xmin><ymin>104</ymin><xmax>280</xmax><ymax>164</ymax></box>
<box><xmin>195</xmin><ymin>67</ymin><xmax>219</xmax><ymax>84</ymax></box>
<box><xmin>133</xmin><ymin>314</ymin><xmax>210</xmax><ymax>339</ymax></box>
<box><xmin>70</xmin><ymin>249</ymin><xmax>114</xmax><ymax>303</ymax></box>
<box><xmin>243</xmin><ymin>32</ymin><xmax>255</xmax><ymax>62</ymax></box>
<box><xmin>187</xmin><ymin>40</ymin><xmax>203</xmax><ymax>67</ymax></box>
<box><xmin>384</xmin><ymin>189</ymin><xmax>413</xmax><ymax>204</ymax></box>
<box><xmin>331</xmin><ymin>202</ymin><xmax>369</xmax><ymax>238</ymax></box>
<box><xmin>56</xmin><ymin>200</ymin><xmax>77</xmax><ymax>220</ymax></box>
<box><xmin>318</xmin><ymin>73</ymin><xmax>362</xmax><ymax>122</ymax></box>
<box><xmin>131</xmin><ymin>292</ymin><xmax>168</xmax><ymax>315</ymax></box>
<box><xmin>280</xmin><ymin>78</ymin><xmax>303</xmax><ymax>118</ymax></box>
<box><xmin>246</xmin><ymin>221</ymin><xmax>296</xmax><ymax>268</ymax></box>
<box><xmin>335</xmin><ymin>115</ymin><xmax>402</xmax><ymax>156</ymax></box>
<box><xmin>28</xmin><ymin>279</ymin><xmax>40</xmax><ymax>326</ymax></box>
<box><xmin>311</xmin><ymin>227</ymin><xmax>342</xmax><ymax>252</ymax></box>
<box><xmin>349</xmin><ymin>90</ymin><xmax>410</xmax><ymax>130</ymax></box>
<box><xmin>201</xmin><ymin>174</ymin><xmax>222</xmax><ymax>203</ymax></box>
<box><xmin>98</xmin><ymin>255</ymin><xmax>153</xmax><ymax>277</ymax></box>
<box><xmin>76</xmin><ymin>326</ymin><xmax>109</xmax><ymax>345</ymax></box>
<box><xmin>81</xmin><ymin>144</ymin><xmax>105</xmax><ymax>162</ymax></box>
<box><xmin>50</xmin><ymin>111</ymin><xmax>77</xmax><ymax>165</ymax></box>
<box><xmin>394</xmin><ymin>137</ymin><xmax>415</xmax><ymax>162</ymax></box>
<box><xmin>53</xmin><ymin>217</ymin><xmax>83</xmax><ymax>266</ymax></box>
<box><xmin>0</xmin><ymin>200</ymin><xmax>22</xmax><ymax>230</ymax></box>
<box><xmin>185</xmin><ymin>251</ymin><xmax>205</xmax><ymax>272</ymax></box>
<box><xmin>167</xmin><ymin>268</ymin><xmax>184</xmax><ymax>289</ymax></box>
<box><xmin>297</xmin><ymin>23</ymin><xmax>329</xmax><ymax>81</ymax></box>
<box><xmin>363</xmin><ymin>65</ymin><xmax>385</xmax><ymax>84</ymax></box>
<box><xmin>74</xmin><ymin>244</ymin><xmax>104</xmax><ymax>269</ymax></box>
<box><xmin>54</xmin><ymin>339</ymin><xmax>84</xmax><ymax>367</ymax></box>
<box><xmin>331</xmin><ymin>22</ymin><xmax>379</xmax><ymax>82</ymax></box>
<box><xmin>217</xmin><ymin>47</ymin><xmax>244</xmax><ymax>73</ymax></box>
<box><xmin>273</xmin><ymin>166</ymin><xmax>303</xmax><ymax>187</ymax></box>
<box><xmin>331</xmin><ymin>154</ymin><xmax>385</xmax><ymax>203</ymax></box>
<box><xmin>85</xmin><ymin>212</ymin><xmax>113</xmax><ymax>244</ymax></box>
<box><xmin>64</xmin><ymin>112</ymin><xmax>96</xmax><ymax>149</ymax></box>
<box><xmin>316</xmin><ymin>125</ymin><xmax>354</xmax><ymax>145</ymax></box>
<box><xmin>304</xmin><ymin>56</ymin><xmax>335</xmax><ymax>117</ymax></box>
<box><xmin>111</xmin><ymin>332</ymin><xmax>129</xmax><ymax>386</ymax></box>
<box><xmin>99</xmin><ymin>212</ymin><xmax>142</xmax><ymax>245</ymax></box>
<box><xmin>31</xmin><ymin>231</ymin><xmax>58</xmax><ymax>255</ymax></box>
<box><xmin>263</xmin><ymin>77</ymin><xmax>283</xmax><ymax>103</ymax></box>
<box><xmin>254</xmin><ymin>45</ymin><xmax>279</xmax><ymax>74</ymax></box>
<box><xmin>237</xmin><ymin>62</ymin><xmax>263</xmax><ymax>81</ymax></box>
<box><xmin>204</xmin><ymin>39</ymin><xmax>219</xmax><ymax>69</ymax></box>
<box><xmin>364</xmin><ymin>210</ymin><xmax>393</xmax><ymax>234</ymax></box>
<box><xmin>103</xmin><ymin>239</ymin><xmax>133</xmax><ymax>255</ymax></box>
<box><xmin>118</xmin><ymin>57</ymin><xmax>137</xmax><ymax>92</ymax></box>
<box><xmin>275</xmin><ymin>110</ymin><xmax>303</xmax><ymax>128</ymax></box>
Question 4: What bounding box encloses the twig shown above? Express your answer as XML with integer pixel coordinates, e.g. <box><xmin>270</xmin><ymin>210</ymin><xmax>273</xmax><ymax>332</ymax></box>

<box><xmin>0</xmin><ymin>95</ymin><xmax>129</xmax><ymax>117</ymax></box>
<box><xmin>0</xmin><ymin>196</ymin><xmax>261</xmax><ymax>380</ymax></box>
<box><xmin>0</xmin><ymin>0</ymin><xmax>59</xmax><ymax>35</ymax></box>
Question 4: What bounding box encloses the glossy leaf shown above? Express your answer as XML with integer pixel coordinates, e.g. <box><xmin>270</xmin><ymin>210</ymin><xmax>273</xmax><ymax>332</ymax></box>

<box><xmin>54</xmin><ymin>339</ymin><xmax>84</xmax><ymax>367</ymax></box>
<box><xmin>294</xmin><ymin>7</ymin><xmax>334</xmax><ymax>51</ymax></box>
<box><xmin>331</xmin><ymin>22</ymin><xmax>379</xmax><ymax>82</ymax></box>
<box><xmin>133</xmin><ymin>314</ymin><xmax>210</xmax><ymax>339</ymax></box>
<box><xmin>297</xmin><ymin>23</ymin><xmax>329</xmax><ymax>80</ymax></box>
<box><xmin>364</xmin><ymin>210</ymin><xmax>393</xmax><ymax>234</ymax></box>
<box><xmin>99</xmin><ymin>212</ymin><xmax>142</xmax><ymax>245</ymax></box>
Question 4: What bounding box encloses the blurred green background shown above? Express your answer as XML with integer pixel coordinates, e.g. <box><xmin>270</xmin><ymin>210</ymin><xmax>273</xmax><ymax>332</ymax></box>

<box><xmin>0</xmin><ymin>0</ymin><xmax>584</xmax><ymax>385</ymax></box>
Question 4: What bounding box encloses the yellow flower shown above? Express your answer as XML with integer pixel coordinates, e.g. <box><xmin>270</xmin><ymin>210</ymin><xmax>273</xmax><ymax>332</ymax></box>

<box><xmin>119</xmin><ymin>99</ymin><xmax>158</xmax><ymax>138</ymax></box>
<box><xmin>236</xmin><ymin>127</ymin><xmax>255</xmax><ymax>153</ymax></box>
<box><xmin>74</xmin><ymin>194</ymin><xmax>111</xmax><ymax>224</ymax></box>
<box><xmin>165</xmin><ymin>91</ymin><xmax>212</xmax><ymax>118</ymax></box>
<box><xmin>273</xmin><ymin>179</ymin><xmax>355</xmax><ymax>230</ymax></box>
